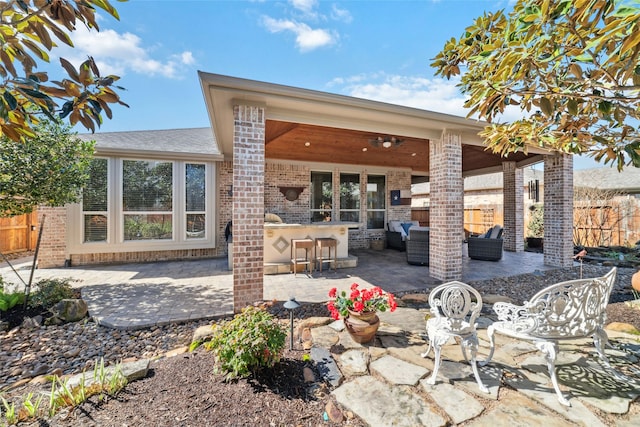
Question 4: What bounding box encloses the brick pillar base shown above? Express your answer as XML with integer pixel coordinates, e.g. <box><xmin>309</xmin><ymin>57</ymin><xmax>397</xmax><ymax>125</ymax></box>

<box><xmin>544</xmin><ymin>153</ymin><xmax>573</xmax><ymax>267</ymax></box>
<box><xmin>429</xmin><ymin>131</ymin><xmax>463</xmax><ymax>281</ymax></box>
<box><xmin>503</xmin><ymin>162</ymin><xmax>524</xmax><ymax>252</ymax></box>
<box><xmin>232</xmin><ymin>104</ymin><xmax>265</xmax><ymax>312</ymax></box>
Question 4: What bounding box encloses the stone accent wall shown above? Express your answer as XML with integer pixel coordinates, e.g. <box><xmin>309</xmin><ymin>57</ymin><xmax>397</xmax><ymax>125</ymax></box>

<box><xmin>502</xmin><ymin>162</ymin><xmax>524</xmax><ymax>252</ymax></box>
<box><xmin>429</xmin><ymin>132</ymin><xmax>463</xmax><ymax>281</ymax></box>
<box><xmin>37</xmin><ymin>206</ymin><xmax>67</xmax><ymax>268</ymax></box>
<box><xmin>544</xmin><ymin>153</ymin><xmax>573</xmax><ymax>267</ymax></box>
<box><xmin>232</xmin><ymin>104</ymin><xmax>266</xmax><ymax>312</ymax></box>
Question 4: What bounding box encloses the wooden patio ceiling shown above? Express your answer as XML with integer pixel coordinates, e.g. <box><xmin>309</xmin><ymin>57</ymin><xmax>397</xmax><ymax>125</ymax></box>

<box><xmin>265</xmin><ymin>120</ymin><xmax>538</xmax><ymax>176</ymax></box>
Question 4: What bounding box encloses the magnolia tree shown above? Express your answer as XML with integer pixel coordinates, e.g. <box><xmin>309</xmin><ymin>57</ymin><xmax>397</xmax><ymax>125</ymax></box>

<box><xmin>0</xmin><ymin>0</ymin><xmax>127</xmax><ymax>142</ymax></box>
<box><xmin>0</xmin><ymin>119</ymin><xmax>94</xmax><ymax>216</ymax></box>
<box><xmin>432</xmin><ymin>0</ymin><xmax>640</xmax><ymax>170</ymax></box>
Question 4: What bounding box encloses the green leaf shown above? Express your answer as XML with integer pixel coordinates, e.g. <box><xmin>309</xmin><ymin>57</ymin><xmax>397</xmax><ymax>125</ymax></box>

<box><xmin>540</xmin><ymin>97</ymin><xmax>553</xmax><ymax>116</ymax></box>
<box><xmin>567</xmin><ymin>99</ymin><xmax>578</xmax><ymax>115</ymax></box>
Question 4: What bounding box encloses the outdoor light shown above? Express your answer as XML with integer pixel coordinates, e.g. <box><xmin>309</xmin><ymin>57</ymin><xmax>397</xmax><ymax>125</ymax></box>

<box><xmin>284</xmin><ymin>297</ymin><xmax>301</xmax><ymax>350</ymax></box>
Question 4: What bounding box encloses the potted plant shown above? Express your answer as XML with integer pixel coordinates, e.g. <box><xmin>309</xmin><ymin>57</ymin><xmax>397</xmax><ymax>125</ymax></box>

<box><xmin>327</xmin><ymin>283</ymin><xmax>397</xmax><ymax>343</ymax></box>
<box><xmin>527</xmin><ymin>204</ymin><xmax>544</xmax><ymax>249</ymax></box>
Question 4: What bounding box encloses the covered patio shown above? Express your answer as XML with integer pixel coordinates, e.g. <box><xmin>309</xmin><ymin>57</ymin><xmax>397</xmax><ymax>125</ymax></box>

<box><xmin>199</xmin><ymin>73</ymin><xmax>575</xmax><ymax>312</ymax></box>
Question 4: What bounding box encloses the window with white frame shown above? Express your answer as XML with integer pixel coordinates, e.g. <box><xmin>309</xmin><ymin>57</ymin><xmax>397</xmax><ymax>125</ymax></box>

<box><xmin>366</xmin><ymin>175</ymin><xmax>386</xmax><ymax>229</ymax></box>
<box><xmin>80</xmin><ymin>157</ymin><xmax>211</xmax><ymax>246</ymax></box>
<box><xmin>339</xmin><ymin>173</ymin><xmax>360</xmax><ymax>222</ymax></box>
<box><xmin>310</xmin><ymin>171</ymin><xmax>333</xmax><ymax>222</ymax></box>
<box><xmin>82</xmin><ymin>158</ymin><xmax>108</xmax><ymax>242</ymax></box>
<box><xmin>122</xmin><ymin>160</ymin><xmax>173</xmax><ymax>241</ymax></box>
<box><xmin>185</xmin><ymin>163</ymin><xmax>206</xmax><ymax>239</ymax></box>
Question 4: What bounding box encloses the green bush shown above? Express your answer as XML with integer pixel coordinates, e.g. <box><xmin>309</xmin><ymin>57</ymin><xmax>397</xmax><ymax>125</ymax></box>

<box><xmin>204</xmin><ymin>306</ymin><xmax>287</xmax><ymax>380</ymax></box>
<box><xmin>28</xmin><ymin>278</ymin><xmax>77</xmax><ymax>309</ymax></box>
<box><xmin>0</xmin><ymin>290</ymin><xmax>25</xmax><ymax>312</ymax></box>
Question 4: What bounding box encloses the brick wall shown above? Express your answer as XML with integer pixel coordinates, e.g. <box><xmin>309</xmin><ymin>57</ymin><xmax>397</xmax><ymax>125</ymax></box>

<box><xmin>502</xmin><ymin>162</ymin><xmax>524</xmax><ymax>252</ymax></box>
<box><xmin>429</xmin><ymin>132</ymin><xmax>463</xmax><ymax>281</ymax></box>
<box><xmin>37</xmin><ymin>206</ymin><xmax>67</xmax><ymax>268</ymax></box>
<box><xmin>71</xmin><ymin>248</ymin><xmax>218</xmax><ymax>265</ymax></box>
<box><xmin>265</xmin><ymin>162</ymin><xmax>310</xmax><ymax>224</ymax></box>
<box><xmin>544</xmin><ymin>153</ymin><xmax>573</xmax><ymax>267</ymax></box>
<box><xmin>232</xmin><ymin>104</ymin><xmax>266</xmax><ymax>312</ymax></box>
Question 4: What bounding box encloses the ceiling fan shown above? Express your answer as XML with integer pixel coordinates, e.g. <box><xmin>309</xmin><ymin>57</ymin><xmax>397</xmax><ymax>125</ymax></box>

<box><xmin>369</xmin><ymin>136</ymin><xmax>404</xmax><ymax>148</ymax></box>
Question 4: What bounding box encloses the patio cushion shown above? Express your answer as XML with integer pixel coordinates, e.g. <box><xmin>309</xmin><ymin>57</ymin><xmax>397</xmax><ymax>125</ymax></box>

<box><xmin>401</xmin><ymin>222</ymin><xmax>413</xmax><ymax>235</ymax></box>
<box><xmin>488</xmin><ymin>225</ymin><xmax>503</xmax><ymax>239</ymax></box>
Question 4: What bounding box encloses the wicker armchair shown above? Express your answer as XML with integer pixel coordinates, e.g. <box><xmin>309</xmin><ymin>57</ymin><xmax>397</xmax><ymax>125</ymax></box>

<box><xmin>467</xmin><ymin>225</ymin><xmax>503</xmax><ymax>261</ymax></box>
<box><xmin>406</xmin><ymin>228</ymin><xmax>429</xmax><ymax>265</ymax></box>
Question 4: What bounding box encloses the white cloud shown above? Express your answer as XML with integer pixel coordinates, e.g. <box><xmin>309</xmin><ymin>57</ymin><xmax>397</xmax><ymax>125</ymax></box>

<box><xmin>329</xmin><ymin>73</ymin><xmax>524</xmax><ymax>122</ymax></box>
<box><xmin>290</xmin><ymin>0</ymin><xmax>317</xmax><ymax>14</ymax></box>
<box><xmin>331</xmin><ymin>4</ymin><xmax>352</xmax><ymax>23</ymax></box>
<box><xmin>52</xmin><ymin>25</ymin><xmax>195</xmax><ymax>79</ymax></box>
<box><xmin>262</xmin><ymin>16</ymin><xmax>336</xmax><ymax>52</ymax></box>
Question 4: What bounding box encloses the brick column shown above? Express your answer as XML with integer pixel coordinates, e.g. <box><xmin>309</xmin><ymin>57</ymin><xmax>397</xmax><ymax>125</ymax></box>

<box><xmin>502</xmin><ymin>162</ymin><xmax>524</xmax><ymax>252</ymax></box>
<box><xmin>543</xmin><ymin>153</ymin><xmax>573</xmax><ymax>267</ymax></box>
<box><xmin>233</xmin><ymin>104</ymin><xmax>265</xmax><ymax>312</ymax></box>
<box><xmin>36</xmin><ymin>206</ymin><xmax>67</xmax><ymax>268</ymax></box>
<box><xmin>429</xmin><ymin>131</ymin><xmax>463</xmax><ymax>281</ymax></box>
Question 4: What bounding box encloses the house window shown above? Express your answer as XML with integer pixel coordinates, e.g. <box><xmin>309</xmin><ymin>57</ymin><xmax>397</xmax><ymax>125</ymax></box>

<box><xmin>82</xmin><ymin>158</ymin><xmax>108</xmax><ymax>242</ymax></box>
<box><xmin>340</xmin><ymin>173</ymin><xmax>360</xmax><ymax>222</ymax></box>
<box><xmin>366</xmin><ymin>175</ymin><xmax>386</xmax><ymax>229</ymax></box>
<box><xmin>310</xmin><ymin>171</ymin><xmax>333</xmax><ymax>222</ymax></box>
<box><xmin>185</xmin><ymin>163</ymin><xmax>206</xmax><ymax>239</ymax></box>
<box><xmin>122</xmin><ymin>160</ymin><xmax>173</xmax><ymax>241</ymax></box>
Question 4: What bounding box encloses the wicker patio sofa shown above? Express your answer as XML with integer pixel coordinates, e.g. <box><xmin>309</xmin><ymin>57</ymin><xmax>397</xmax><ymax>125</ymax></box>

<box><xmin>406</xmin><ymin>228</ymin><xmax>429</xmax><ymax>265</ymax></box>
<box><xmin>386</xmin><ymin>220</ymin><xmax>420</xmax><ymax>251</ymax></box>
<box><xmin>467</xmin><ymin>225</ymin><xmax>503</xmax><ymax>261</ymax></box>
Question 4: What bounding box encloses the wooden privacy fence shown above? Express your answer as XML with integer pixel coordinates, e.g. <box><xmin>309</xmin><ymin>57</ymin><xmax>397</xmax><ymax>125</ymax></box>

<box><xmin>0</xmin><ymin>212</ymin><xmax>38</xmax><ymax>254</ymax></box>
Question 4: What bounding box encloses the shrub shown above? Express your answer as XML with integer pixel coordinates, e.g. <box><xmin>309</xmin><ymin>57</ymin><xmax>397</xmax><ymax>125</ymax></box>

<box><xmin>28</xmin><ymin>278</ymin><xmax>77</xmax><ymax>309</ymax></box>
<box><xmin>204</xmin><ymin>306</ymin><xmax>286</xmax><ymax>380</ymax></box>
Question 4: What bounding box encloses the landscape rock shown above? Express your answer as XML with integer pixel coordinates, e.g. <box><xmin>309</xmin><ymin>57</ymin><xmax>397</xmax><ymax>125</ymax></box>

<box><xmin>47</xmin><ymin>299</ymin><xmax>88</xmax><ymax>325</ymax></box>
<box><xmin>191</xmin><ymin>324</ymin><xmax>214</xmax><ymax>343</ymax></box>
<box><xmin>325</xmin><ymin>400</ymin><xmax>344</xmax><ymax>422</ymax></box>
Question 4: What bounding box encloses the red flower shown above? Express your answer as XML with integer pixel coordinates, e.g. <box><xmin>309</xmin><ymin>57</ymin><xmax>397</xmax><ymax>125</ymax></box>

<box><xmin>327</xmin><ymin>283</ymin><xmax>397</xmax><ymax>319</ymax></box>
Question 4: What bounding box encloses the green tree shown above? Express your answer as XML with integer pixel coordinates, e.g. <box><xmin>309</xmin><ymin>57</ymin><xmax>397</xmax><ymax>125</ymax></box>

<box><xmin>432</xmin><ymin>0</ymin><xmax>640</xmax><ymax>170</ymax></box>
<box><xmin>0</xmin><ymin>0</ymin><xmax>127</xmax><ymax>142</ymax></box>
<box><xmin>0</xmin><ymin>119</ymin><xmax>95</xmax><ymax>216</ymax></box>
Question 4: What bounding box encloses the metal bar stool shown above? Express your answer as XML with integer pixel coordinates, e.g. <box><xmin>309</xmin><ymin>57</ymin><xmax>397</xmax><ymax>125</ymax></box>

<box><xmin>315</xmin><ymin>237</ymin><xmax>337</xmax><ymax>272</ymax></box>
<box><xmin>290</xmin><ymin>238</ymin><xmax>314</xmax><ymax>276</ymax></box>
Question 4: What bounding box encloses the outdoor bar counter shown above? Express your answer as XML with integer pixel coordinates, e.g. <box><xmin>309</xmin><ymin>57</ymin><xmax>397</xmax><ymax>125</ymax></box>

<box><xmin>263</xmin><ymin>222</ymin><xmax>357</xmax><ymax>274</ymax></box>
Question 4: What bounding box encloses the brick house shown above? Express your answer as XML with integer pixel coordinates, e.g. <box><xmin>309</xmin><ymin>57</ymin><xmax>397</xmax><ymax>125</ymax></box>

<box><xmin>37</xmin><ymin>73</ymin><xmax>574</xmax><ymax>311</ymax></box>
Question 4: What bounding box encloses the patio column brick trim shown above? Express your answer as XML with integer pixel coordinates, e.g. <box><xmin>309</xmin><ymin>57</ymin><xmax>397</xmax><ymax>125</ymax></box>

<box><xmin>543</xmin><ymin>153</ymin><xmax>573</xmax><ymax>267</ymax></box>
<box><xmin>232</xmin><ymin>104</ymin><xmax>265</xmax><ymax>312</ymax></box>
<box><xmin>502</xmin><ymin>162</ymin><xmax>524</xmax><ymax>252</ymax></box>
<box><xmin>429</xmin><ymin>131</ymin><xmax>463</xmax><ymax>281</ymax></box>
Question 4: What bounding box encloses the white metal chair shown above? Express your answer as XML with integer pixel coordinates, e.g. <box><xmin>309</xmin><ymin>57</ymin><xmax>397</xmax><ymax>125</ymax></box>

<box><xmin>422</xmin><ymin>281</ymin><xmax>489</xmax><ymax>392</ymax></box>
<box><xmin>482</xmin><ymin>267</ymin><xmax>618</xmax><ymax>406</ymax></box>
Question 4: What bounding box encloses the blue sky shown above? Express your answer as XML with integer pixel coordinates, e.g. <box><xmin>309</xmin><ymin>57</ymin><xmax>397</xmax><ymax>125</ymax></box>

<box><xmin>48</xmin><ymin>0</ymin><xmax>601</xmax><ymax>169</ymax></box>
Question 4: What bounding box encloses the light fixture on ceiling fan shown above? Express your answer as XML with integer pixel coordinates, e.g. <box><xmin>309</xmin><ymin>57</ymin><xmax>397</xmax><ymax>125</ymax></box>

<box><xmin>370</xmin><ymin>136</ymin><xmax>404</xmax><ymax>148</ymax></box>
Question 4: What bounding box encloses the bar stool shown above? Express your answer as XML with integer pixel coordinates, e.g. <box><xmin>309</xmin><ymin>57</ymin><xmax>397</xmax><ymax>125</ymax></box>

<box><xmin>290</xmin><ymin>238</ymin><xmax>314</xmax><ymax>276</ymax></box>
<box><xmin>315</xmin><ymin>237</ymin><xmax>337</xmax><ymax>272</ymax></box>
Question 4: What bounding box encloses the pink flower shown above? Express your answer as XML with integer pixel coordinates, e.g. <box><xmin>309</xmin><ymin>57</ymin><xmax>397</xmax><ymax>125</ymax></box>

<box><xmin>328</xmin><ymin>288</ymin><xmax>337</xmax><ymax>298</ymax></box>
<box><xmin>353</xmin><ymin>301</ymin><xmax>364</xmax><ymax>312</ymax></box>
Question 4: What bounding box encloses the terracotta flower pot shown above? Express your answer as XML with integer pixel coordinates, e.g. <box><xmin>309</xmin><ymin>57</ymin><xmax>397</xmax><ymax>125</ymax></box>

<box><xmin>632</xmin><ymin>270</ymin><xmax>640</xmax><ymax>293</ymax></box>
<box><xmin>344</xmin><ymin>309</ymin><xmax>380</xmax><ymax>343</ymax></box>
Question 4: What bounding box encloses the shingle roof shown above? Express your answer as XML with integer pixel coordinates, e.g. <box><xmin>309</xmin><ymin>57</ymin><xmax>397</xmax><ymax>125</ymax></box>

<box><xmin>77</xmin><ymin>127</ymin><xmax>221</xmax><ymax>157</ymax></box>
<box><xmin>412</xmin><ymin>165</ymin><xmax>640</xmax><ymax>195</ymax></box>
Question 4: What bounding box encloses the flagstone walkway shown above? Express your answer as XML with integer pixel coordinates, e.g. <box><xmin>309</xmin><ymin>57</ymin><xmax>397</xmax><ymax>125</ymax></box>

<box><xmin>306</xmin><ymin>305</ymin><xmax>640</xmax><ymax>426</ymax></box>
